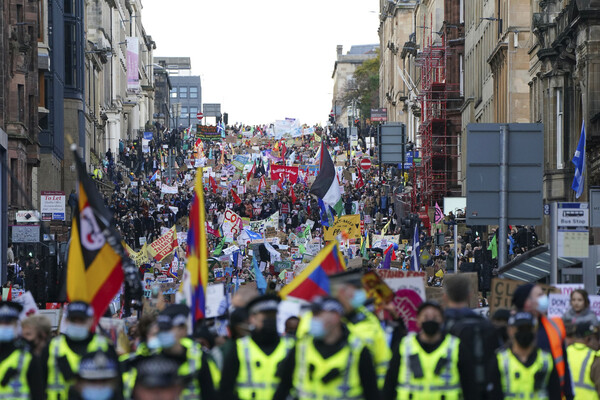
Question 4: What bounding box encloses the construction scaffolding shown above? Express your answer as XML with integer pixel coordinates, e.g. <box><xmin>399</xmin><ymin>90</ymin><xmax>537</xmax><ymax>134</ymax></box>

<box><xmin>411</xmin><ymin>16</ymin><xmax>460</xmax><ymax>213</ymax></box>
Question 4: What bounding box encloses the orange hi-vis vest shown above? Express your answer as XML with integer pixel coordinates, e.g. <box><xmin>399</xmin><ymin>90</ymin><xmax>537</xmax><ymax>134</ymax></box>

<box><xmin>540</xmin><ymin>315</ymin><xmax>566</xmax><ymax>389</ymax></box>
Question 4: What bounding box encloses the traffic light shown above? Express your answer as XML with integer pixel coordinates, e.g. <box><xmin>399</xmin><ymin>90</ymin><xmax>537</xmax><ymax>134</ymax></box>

<box><xmin>329</xmin><ymin>111</ymin><xmax>335</xmax><ymax>124</ymax></box>
<box><xmin>354</xmin><ymin>119</ymin><xmax>360</xmax><ymax>127</ymax></box>
<box><xmin>223</xmin><ymin>113</ymin><xmax>229</xmax><ymax>125</ymax></box>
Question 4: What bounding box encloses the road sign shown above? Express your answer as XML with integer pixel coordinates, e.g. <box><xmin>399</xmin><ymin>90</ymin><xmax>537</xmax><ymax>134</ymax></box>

<box><xmin>378</xmin><ymin>123</ymin><xmax>406</xmax><ymax>164</ymax></box>
<box><xmin>557</xmin><ymin>203</ymin><xmax>589</xmax><ymax>227</ymax></box>
<box><xmin>196</xmin><ymin>112</ymin><xmax>203</xmax><ymax>120</ymax></box>
<box><xmin>360</xmin><ymin>158</ymin><xmax>371</xmax><ymax>170</ymax></box>
<box><xmin>371</xmin><ymin>108</ymin><xmax>388</xmax><ymax>122</ymax></box>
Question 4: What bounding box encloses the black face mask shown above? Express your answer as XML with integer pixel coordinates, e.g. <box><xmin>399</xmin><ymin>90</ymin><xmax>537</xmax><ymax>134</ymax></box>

<box><xmin>421</xmin><ymin>320</ymin><xmax>441</xmax><ymax>336</ymax></box>
<box><xmin>514</xmin><ymin>329</ymin><xmax>535</xmax><ymax>348</ymax></box>
<box><xmin>253</xmin><ymin>317</ymin><xmax>279</xmax><ymax>343</ymax></box>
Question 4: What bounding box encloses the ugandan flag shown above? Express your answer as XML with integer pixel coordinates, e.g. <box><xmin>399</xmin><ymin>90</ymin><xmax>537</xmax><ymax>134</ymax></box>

<box><xmin>67</xmin><ymin>145</ymin><xmax>126</xmax><ymax>326</ymax></box>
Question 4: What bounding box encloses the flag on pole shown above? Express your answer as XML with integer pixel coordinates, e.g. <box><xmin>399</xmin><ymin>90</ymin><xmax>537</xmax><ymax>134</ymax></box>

<box><xmin>310</xmin><ymin>142</ymin><xmax>343</xmax><ymax>215</ymax></box>
<box><xmin>184</xmin><ymin>167</ymin><xmax>209</xmax><ymax>324</ymax></box>
<box><xmin>279</xmin><ymin>241</ymin><xmax>346</xmax><ymax>301</ymax></box>
<box><xmin>411</xmin><ymin>224</ymin><xmax>420</xmax><ymax>271</ymax></box>
<box><xmin>150</xmin><ymin>170</ymin><xmax>160</xmax><ymax>182</ymax></box>
<box><xmin>290</xmin><ymin>186</ymin><xmax>297</xmax><ymax>203</ymax></box>
<box><xmin>231</xmin><ymin>189</ymin><xmax>242</xmax><ymax>205</ymax></box>
<box><xmin>434</xmin><ymin>202</ymin><xmax>444</xmax><ymax>224</ymax></box>
<box><xmin>384</xmin><ymin>244</ymin><xmax>397</xmax><ymax>261</ymax></box>
<box><xmin>381</xmin><ymin>219</ymin><xmax>391</xmax><ymax>236</ymax></box>
<box><xmin>258</xmin><ymin>176</ymin><xmax>266</xmax><ymax>192</ymax></box>
<box><xmin>381</xmin><ymin>247</ymin><xmax>392</xmax><ymax>269</ymax></box>
<box><xmin>247</xmin><ymin>162</ymin><xmax>256</xmax><ymax>181</ymax></box>
<box><xmin>168</xmin><ymin>251</ymin><xmax>179</xmax><ymax>278</ymax></box>
<box><xmin>209</xmin><ymin>176</ymin><xmax>218</xmax><ymax>193</ymax></box>
<box><xmin>572</xmin><ymin>121</ymin><xmax>586</xmax><ymax>199</ymax></box>
<box><xmin>356</xmin><ymin>168</ymin><xmax>365</xmax><ymax>189</ymax></box>
<box><xmin>67</xmin><ymin>145</ymin><xmax>130</xmax><ymax>326</ymax></box>
<box><xmin>252</xmin><ymin>255</ymin><xmax>267</xmax><ymax>295</ymax></box>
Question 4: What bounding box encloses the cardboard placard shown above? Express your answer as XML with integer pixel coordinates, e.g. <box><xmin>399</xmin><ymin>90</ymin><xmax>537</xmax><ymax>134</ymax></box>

<box><xmin>488</xmin><ymin>278</ymin><xmax>559</xmax><ymax>314</ymax></box>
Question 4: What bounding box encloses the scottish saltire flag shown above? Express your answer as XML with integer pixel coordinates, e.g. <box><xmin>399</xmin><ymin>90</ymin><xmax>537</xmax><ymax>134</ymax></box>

<box><xmin>318</xmin><ymin>198</ymin><xmax>333</xmax><ymax>227</ymax></box>
<box><xmin>184</xmin><ymin>168</ymin><xmax>209</xmax><ymax>325</ymax></box>
<box><xmin>572</xmin><ymin>121</ymin><xmax>586</xmax><ymax>199</ymax></box>
<box><xmin>412</xmin><ymin>223</ymin><xmax>420</xmax><ymax>271</ymax></box>
<box><xmin>279</xmin><ymin>241</ymin><xmax>346</xmax><ymax>301</ymax></box>
<box><xmin>217</xmin><ymin>122</ymin><xmax>226</xmax><ymax>137</ymax></box>
<box><xmin>243</xmin><ymin>228</ymin><xmax>263</xmax><ymax>241</ymax></box>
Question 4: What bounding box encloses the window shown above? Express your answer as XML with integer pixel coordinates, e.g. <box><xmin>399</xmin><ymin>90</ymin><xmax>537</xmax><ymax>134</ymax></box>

<box><xmin>556</xmin><ymin>88</ymin><xmax>564</xmax><ymax>169</ymax></box>
<box><xmin>189</xmin><ymin>107</ymin><xmax>198</xmax><ymax>117</ymax></box>
<box><xmin>180</xmin><ymin>107</ymin><xmax>188</xmax><ymax>118</ymax></box>
<box><xmin>459</xmin><ymin>55</ymin><xmax>464</xmax><ymax>97</ymax></box>
<box><xmin>64</xmin><ymin>22</ymin><xmax>77</xmax><ymax>87</ymax></box>
<box><xmin>10</xmin><ymin>159</ymin><xmax>18</xmax><ymax>205</ymax></box>
<box><xmin>179</xmin><ymin>87</ymin><xmax>188</xmax><ymax>98</ymax></box>
<box><xmin>18</xmin><ymin>85</ymin><xmax>24</xmax><ymax>122</ymax></box>
<box><xmin>170</xmin><ymin>88</ymin><xmax>177</xmax><ymax>98</ymax></box>
<box><xmin>64</xmin><ymin>0</ymin><xmax>75</xmax><ymax>15</ymax></box>
<box><xmin>190</xmin><ymin>87</ymin><xmax>198</xmax><ymax>98</ymax></box>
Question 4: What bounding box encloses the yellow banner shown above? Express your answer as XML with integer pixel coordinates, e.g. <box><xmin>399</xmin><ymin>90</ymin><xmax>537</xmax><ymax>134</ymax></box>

<box><xmin>324</xmin><ymin>214</ymin><xmax>361</xmax><ymax>241</ymax></box>
<box><xmin>147</xmin><ymin>226</ymin><xmax>178</xmax><ymax>261</ymax></box>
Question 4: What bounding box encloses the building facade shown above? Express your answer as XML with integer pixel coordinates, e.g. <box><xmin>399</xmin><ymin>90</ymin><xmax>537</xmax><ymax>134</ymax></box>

<box><xmin>154</xmin><ymin>57</ymin><xmax>202</xmax><ymax>131</ymax></box>
<box><xmin>331</xmin><ymin>44</ymin><xmax>379</xmax><ymax>128</ymax></box>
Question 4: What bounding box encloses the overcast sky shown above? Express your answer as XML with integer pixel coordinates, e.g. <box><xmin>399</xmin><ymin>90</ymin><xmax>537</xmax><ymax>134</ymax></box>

<box><xmin>142</xmin><ymin>0</ymin><xmax>380</xmax><ymax>126</ymax></box>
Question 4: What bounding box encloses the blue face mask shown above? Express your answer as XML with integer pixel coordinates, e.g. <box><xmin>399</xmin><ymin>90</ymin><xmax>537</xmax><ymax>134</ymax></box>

<box><xmin>81</xmin><ymin>385</ymin><xmax>114</xmax><ymax>400</ymax></box>
<box><xmin>65</xmin><ymin>323</ymin><xmax>89</xmax><ymax>341</ymax></box>
<box><xmin>157</xmin><ymin>331</ymin><xmax>176</xmax><ymax>348</ymax></box>
<box><xmin>146</xmin><ymin>336</ymin><xmax>161</xmax><ymax>350</ymax></box>
<box><xmin>0</xmin><ymin>326</ymin><xmax>16</xmax><ymax>342</ymax></box>
<box><xmin>309</xmin><ymin>319</ymin><xmax>326</xmax><ymax>339</ymax></box>
<box><xmin>537</xmin><ymin>295</ymin><xmax>549</xmax><ymax>313</ymax></box>
<box><xmin>351</xmin><ymin>289</ymin><xmax>367</xmax><ymax>309</ymax></box>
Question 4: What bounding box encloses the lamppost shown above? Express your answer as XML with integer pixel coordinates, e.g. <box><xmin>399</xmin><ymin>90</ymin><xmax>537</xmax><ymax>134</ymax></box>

<box><xmin>169</xmin><ymin>103</ymin><xmax>181</xmax><ymax>184</ymax></box>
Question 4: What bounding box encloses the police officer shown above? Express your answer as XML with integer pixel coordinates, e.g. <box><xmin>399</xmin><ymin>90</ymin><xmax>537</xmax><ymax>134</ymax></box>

<box><xmin>383</xmin><ymin>301</ymin><xmax>466</xmax><ymax>400</ymax></box>
<box><xmin>122</xmin><ymin>304</ymin><xmax>215</xmax><ymax>399</ymax></box>
<box><xmin>132</xmin><ymin>355</ymin><xmax>185</xmax><ymax>400</ymax></box>
<box><xmin>0</xmin><ymin>301</ymin><xmax>41</xmax><ymax>399</ymax></box>
<box><xmin>220</xmin><ymin>294</ymin><xmax>294</xmax><ymax>400</ymax></box>
<box><xmin>297</xmin><ymin>270</ymin><xmax>391</xmax><ymax>387</ymax></box>
<box><xmin>44</xmin><ymin>301</ymin><xmax>116</xmax><ymax>400</ymax></box>
<box><xmin>274</xmin><ymin>297</ymin><xmax>379</xmax><ymax>400</ymax></box>
<box><xmin>69</xmin><ymin>351</ymin><xmax>120</xmax><ymax>400</ymax></box>
<box><xmin>566</xmin><ymin>322</ymin><xmax>600</xmax><ymax>399</ymax></box>
<box><xmin>488</xmin><ymin>311</ymin><xmax>561</xmax><ymax>400</ymax></box>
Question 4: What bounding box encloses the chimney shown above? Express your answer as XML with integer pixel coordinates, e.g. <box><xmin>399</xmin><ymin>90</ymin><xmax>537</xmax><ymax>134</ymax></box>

<box><xmin>336</xmin><ymin>45</ymin><xmax>343</xmax><ymax>58</ymax></box>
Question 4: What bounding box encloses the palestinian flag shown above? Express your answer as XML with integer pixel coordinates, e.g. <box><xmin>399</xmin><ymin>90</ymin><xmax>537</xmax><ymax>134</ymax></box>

<box><xmin>310</xmin><ymin>142</ymin><xmax>343</xmax><ymax>215</ymax></box>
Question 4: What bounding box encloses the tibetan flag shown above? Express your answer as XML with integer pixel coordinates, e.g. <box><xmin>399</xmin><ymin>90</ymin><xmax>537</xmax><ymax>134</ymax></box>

<box><xmin>209</xmin><ymin>176</ymin><xmax>218</xmax><ymax>194</ymax></box>
<box><xmin>185</xmin><ymin>167</ymin><xmax>209</xmax><ymax>323</ymax></box>
<box><xmin>258</xmin><ymin>176</ymin><xmax>266</xmax><ymax>192</ymax></box>
<box><xmin>434</xmin><ymin>202</ymin><xmax>444</xmax><ymax>224</ymax></box>
<box><xmin>231</xmin><ymin>189</ymin><xmax>242</xmax><ymax>205</ymax></box>
<box><xmin>310</xmin><ymin>142</ymin><xmax>343</xmax><ymax>214</ymax></box>
<box><xmin>67</xmin><ymin>145</ymin><xmax>131</xmax><ymax>326</ymax></box>
<box><xmin>279</xmin><ymin>241</ymin><xmax>346</xmax><ymax>301</ymax></box>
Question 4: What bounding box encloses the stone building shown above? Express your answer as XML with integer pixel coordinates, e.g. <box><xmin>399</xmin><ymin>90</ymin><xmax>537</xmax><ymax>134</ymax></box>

<box><xmin>1</xmin><ymin>0</ymin><xmax>40</xmax><ymax>216</ymax></box>
<box><xmin>331</xmin><ymin>44</ymin><xmax>379</xmax><ymax>128</ymax></box>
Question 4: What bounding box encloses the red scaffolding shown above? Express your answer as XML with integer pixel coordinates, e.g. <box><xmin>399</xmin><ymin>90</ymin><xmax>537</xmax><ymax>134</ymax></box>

<box><xmin>411</xmin><ymin>15</ymin><xmax>460</xmax><ymax>213</ymax></box>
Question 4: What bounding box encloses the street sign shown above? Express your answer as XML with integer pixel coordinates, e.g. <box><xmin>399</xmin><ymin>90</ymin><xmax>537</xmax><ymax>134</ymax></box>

<box><xmin>16</xmin><ymin>210</ymin><xmax>40</xmax><ymax>223</ymax></box>
<box><xmin>590</xmin><ymin>189</ymin><xmax>600</xmax><ymax>227</ymax></box>
<box><xmin>360</xmin><ymin>158</ymin><xmax>371</xmax><ymax>170</ymax></box>
<box><xmin>466</xmin><ymin>123</ymin><xmax>543</xmax><ymax>225</ymax></box>
<box><xmin>378</xmin><ymin>123</ymin><xmax>406</xmax><ymax>164</ymax></box>
<box><xmin>557</xmin><ymin>203</ymin><xmax>589</xmax><ymax>227</ymax></box>
<box><xmin>371</xmin><ymin>108</ymin><xmax>388</xmax><ymax>122</ymax></box>
<box><xmin>196</xmin><ymin>112</ymin><xmax>203</xmax><ymax>120</ymax></box>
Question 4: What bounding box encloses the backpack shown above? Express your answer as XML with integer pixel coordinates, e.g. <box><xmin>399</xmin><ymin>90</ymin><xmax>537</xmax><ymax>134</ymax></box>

<box><xmin>445</xmin><ymin>315</ymin><xmax>496</xmax><ymax>399</ymax></box>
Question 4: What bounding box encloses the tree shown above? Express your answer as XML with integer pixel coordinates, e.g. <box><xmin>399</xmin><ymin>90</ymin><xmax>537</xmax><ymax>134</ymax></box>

<box><xmin>340</xmin><ymin>50</ymin><xmax>380</xmax><ymax>121</ymax></box>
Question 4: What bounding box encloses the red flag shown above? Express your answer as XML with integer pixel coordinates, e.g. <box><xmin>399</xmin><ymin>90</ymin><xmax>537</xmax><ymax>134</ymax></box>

<box><xmin>209</xmin><ymin>176</ymin><xmax>218</xmax><ymax>194</ymax></box>
<box><xmin>384</xmin><ymin>244</ymin><xmax>397</xmax><ymax>261</ymax></box>
<box><xmin>281</xmin><ymin>141</ymin><xmax>287</xmax><ymax>158</ymax></box>
<box><xmin>277</xmin><ymin>178</ymin><xmax>284</xmax><ymax>190</ymax></box>
<box><xmin>6</xmin><ymin>285</ymin><xmax>12</xmax><ymax>301</ymax></box>
<box><xmin>356</xmin><ymin>168</ymin><xmax>365</xmax><ymax>189</ymax></box>
<box><xmin>289</xmin><ymin>186</ymin><xmax>297</xmax><ymax>203</ymax></box>
<box><xmin>258</xmin><ymin>176</ymin><xmax>266</xmax><ymax>192</ymax></box>
<box><xmin>231</xmin><ymin>189</ymin><xmax>242</xmax><ymax>205</ymax></box>
<box><xmin>247</xmin><ymin>162</ymin><xmax>256</xmax><ymax>181</ymax></box>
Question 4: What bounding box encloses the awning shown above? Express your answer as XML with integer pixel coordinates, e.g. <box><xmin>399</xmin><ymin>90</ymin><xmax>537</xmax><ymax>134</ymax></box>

<box><xmin>498</xmin><ymin>245</ymin><xmax>582</xmax><ymax>282</ymax></box>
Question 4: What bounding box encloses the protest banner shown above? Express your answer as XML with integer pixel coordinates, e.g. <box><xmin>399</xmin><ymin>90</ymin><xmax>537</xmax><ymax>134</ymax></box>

<box><xmin>196</xmin><ymin>125</ymin><xmax>221</xmax><ymax>141</ymax></box>
<box><xmin>488</xmin><ymin>278</ymin><xmax>559</xmax><ymax>314</ymax></box>
<box><xmin>147</xmin><ymin>226</ymin><xmax>178</xmax><ymax>261</ymax></box>
<box><xmin>160</xmin><ymin>184</ymin><xmax>178</xmax><ymax>194</ymax></box>
<box><xmin>205</xmin><ymin>283</ymin><xmax>227</xmax><ymax>318</ymax></box>
<box><xmin>232</xmin><ymin>155</ymin><xmax>250</xmax><ymax>171</ymax></box>
<box><xmin>222</xmin><ymin>208</ymin><xmax>243</xmax><ymax>238</ymax></box>
<box><xmin>324</xmin><ymin>214</ymin><xmax>361</xmax><ymax>241</ymax></box>
<box><xmin>555</xmin><ymin>284</ymin><xmax>584</xmax><ymax>296</ymax></box>
<box><xmin>270</xmin><ymin>165</ymin><xmax>299</xmax><ymax>183</ymax></box>
<box><xmin>249</xmin><ymin>212</ymin><xmax>280</xmax><ymax>235</ymax></box>
<box><xmin>371</xmin><ymin>235</ymin><xmax>401</xmax><ymax>249</ymax></box>
<box><xmin>376</xmin><ymin>270</ymin><xmax>426</xmax><ymax>332</ymax></box>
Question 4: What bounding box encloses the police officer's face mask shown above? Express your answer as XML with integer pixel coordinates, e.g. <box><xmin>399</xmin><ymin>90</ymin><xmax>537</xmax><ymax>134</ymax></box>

<box><xmin>421</xmin><ymin>320</ymin><xmax>441</xmax><ymax>336</ymax></box>
<box><xmin>514</xmin><ymin>327</ymin><xmax>535</xmax><ymax>348</ymax></box>
<box><xmin>0</xmin><ymin>324</ymin><xmax>16</xmax><ymax>342</ymax></box>
<box><xmin>80</xmin><ymin>384</ymin><xmax>114</xmax><ymax>400</ymax></box>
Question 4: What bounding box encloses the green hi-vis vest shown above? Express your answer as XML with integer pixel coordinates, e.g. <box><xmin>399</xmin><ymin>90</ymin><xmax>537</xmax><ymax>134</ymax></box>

<box><xmin>567</xmin><ymin>343</ymin><xmax>600</xmax><ymax>400</ymax></box>
<box><xmin>396</xmin><ymin>333</ymin><xmax>462</xmax><ymax>400</ymax></box>
<box><xmin>236</xmin><ymin>336</ymin><xmax>294</xmax><ymax>400</ymax></box>
<box><xmin>497</xmin><ymin>348</ymin><xmax>553</xmax><ymax>400</ymax></box>
<box><xmin>293</xmin><ymin>335</ymin><xmax>365</xmax><ymax>400</ymax></box>
<box><xmin>0</xmin><ymin>348</ymin><xmax>31</xmax><ymax>399</ymax></box>
<box><xmin>47</xmin><ymin>334</ymin><xmax>109</xmax><ymax>400</ymax></box>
